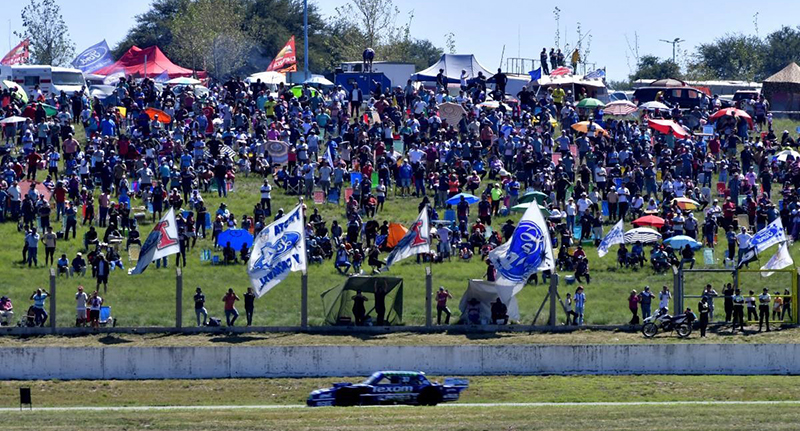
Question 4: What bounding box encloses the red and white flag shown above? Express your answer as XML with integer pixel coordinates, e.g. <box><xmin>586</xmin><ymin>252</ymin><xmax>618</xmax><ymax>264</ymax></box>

<box><xmin>266</xmin><ymin>36</ymin><xmax>297</xmax><ymax>73</ymax></box>
<box><xmin>549</xmin><ymin>66</ymin><xmax>573</xmax><ymax>77</ymax></box>
<box><xmin>129</xmin><ymin>208</ymin><xmax>180</xmax><ymax>275</ymax></box>
<box><xmin>1</xmin><ymin>39</ymin><xmax>29</xmax><ymax>65</ymax></box>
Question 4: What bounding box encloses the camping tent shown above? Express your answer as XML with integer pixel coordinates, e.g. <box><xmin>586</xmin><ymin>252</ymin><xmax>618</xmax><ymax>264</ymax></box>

<box><xmin>321</xmin><ymin>276</ymin><xmax>403</xmax><ymax>325</ymax></box>
<box><xmin>762</xmin><ymin>62</ymin><xmax>800</xmax><ymax>112</ymax></box>
<box><xmin>385</xmin><ymin>223</ymin><xmax>408</xmax><ymax>249</ymax></box>
<box><xmin>458</xmin><ymin>280</ymin><xmax>520</xmax><ymax>324</ymax></box>
<box><xmin>94</xmin><ymin>46</ymin><xmax>206</xmax><ymax>79</ymax></box>
<box><xmin>412</xmin><ymin>54</ymin><xmax>493</xmax><ymax>84</ymax></box>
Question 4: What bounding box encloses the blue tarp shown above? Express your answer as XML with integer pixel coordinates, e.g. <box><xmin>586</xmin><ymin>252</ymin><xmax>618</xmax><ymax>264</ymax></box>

<box><xmin>218</xmin><ymin>229</ymin><xmax>254</xmax><ymax>250</ymax></box>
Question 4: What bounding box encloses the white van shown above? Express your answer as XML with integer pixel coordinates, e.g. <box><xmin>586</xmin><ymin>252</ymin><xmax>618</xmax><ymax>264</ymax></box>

<box><xmin>0</xmin><ymin>65</ymin><xmax>86</xmax><ymax>98</ymax></box>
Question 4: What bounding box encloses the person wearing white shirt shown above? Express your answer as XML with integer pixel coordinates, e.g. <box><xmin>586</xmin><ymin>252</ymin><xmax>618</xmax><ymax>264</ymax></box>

<box><xmin>565</xmin><ymin>198</ymin><xmax>577</xmax><ymax>231</ymax></box>
<box><xmin>659</xmin><ymin>286</ymin><xmax>672</xmax><ymax>312</ymax></box>
<box><xmin>617</xmin><ymin>186</ymin><xmax>629</xmax><ymax>220</ymax></box>
<box><xmin>408</xmin><ymin>147</ymin><xmax>425</xmax><ymax>165</ymax></box>
<box><xmin>674</xmin><ymin>179</ymin><xmax>686</xmax><ymax>198</ymax></box>
<box><xmin>736</xmin><ymin>227</ymin><xmax>752</xmax><ymax>262</ymax></box>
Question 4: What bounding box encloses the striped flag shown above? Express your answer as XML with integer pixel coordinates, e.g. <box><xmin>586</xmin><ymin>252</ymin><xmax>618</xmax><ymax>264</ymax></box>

<box><xmin>550</xmin><ymin>66</ymin><xmax>573</xmax><ymax>77</ymax></box>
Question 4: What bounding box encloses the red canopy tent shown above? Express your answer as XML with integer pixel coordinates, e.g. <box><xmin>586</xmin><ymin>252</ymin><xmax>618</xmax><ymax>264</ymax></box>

<box><xmin>94</xmin><ymin>46</ymin><xmax>206</xmax><ymax>79</ymax></box>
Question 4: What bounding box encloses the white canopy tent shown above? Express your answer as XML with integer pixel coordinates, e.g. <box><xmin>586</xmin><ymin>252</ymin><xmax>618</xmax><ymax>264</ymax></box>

<box><xmin>245</xmin><ymin>71</ymin><xmax>286</xmax><ymax>85</ymax></box>
<box><xmin>458</xmin><ymin>280</ymin><xmax>521</xmax><ymax>324</ymax></box>
<box><xmin>412</xmin><ymin>54</ymin><xmax>494</xmax><ymax>84</ymax></box>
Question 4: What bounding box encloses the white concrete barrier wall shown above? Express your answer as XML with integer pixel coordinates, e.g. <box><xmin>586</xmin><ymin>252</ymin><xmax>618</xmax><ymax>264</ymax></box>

<box><xmin>1</xmin><ymin>344</ymin><xmax>799</xmax><ymax>380</ymax></box>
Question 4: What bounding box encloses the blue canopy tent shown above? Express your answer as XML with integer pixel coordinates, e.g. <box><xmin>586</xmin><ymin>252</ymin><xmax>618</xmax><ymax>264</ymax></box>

<box><xmin>412</xmin><ymin>54</ymin><xmax>494</xmax><ymax>84</ymax></box>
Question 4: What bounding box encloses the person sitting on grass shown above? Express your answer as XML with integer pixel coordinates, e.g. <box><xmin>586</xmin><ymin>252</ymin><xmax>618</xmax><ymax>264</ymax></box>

<box><xmin>491</xmin><ymin>297</ymin><xmax>509</xmax><ymax>325</ymax></box>
<box><xmin>223</xmin><ymin>242</ymin><xmax>238</xmax><ymax>265</ymax></box>
<box><xmin>71</xmin><ymin>252</ymin><xmax>86</xmax><ymax>277</ymax></box>
<box><xmin>0</xmin><ymin>296</ymin><xmax>13</xmax><ymax>326</ymax></box>
<box><xmin>335</xmin><ymin>245</ymin><xmax>352</xmax><ymax>275</ymax></box>
<box><xmin>57</xmin><ymin>253</ymin><xmax>70</xmax><ymax>277</ymax></box>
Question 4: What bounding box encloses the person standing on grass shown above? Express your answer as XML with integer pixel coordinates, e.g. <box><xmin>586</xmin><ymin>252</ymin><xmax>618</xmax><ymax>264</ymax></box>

<box><xmin>95</xmin><ymin>253</ymin><xmax>110</xmax><ymax>293</ymax></box>
<box><xmin>436</xmin><ymin>286</ymin><xmax>453</xmax><ymax>325</ymax></box>
<box><xmin>244</xmin><ymin>287</ymin><xmax>256</xmax><ymax>327</ymax></box>
<box><xmin>758</xmin><ymin>288</ymin><xmax>771</xmax><ymax>332</ymax></box>
<box><xmin>194</xmin><ymin>287</ymin><xmax>208</xmax><ymax>327</ymax></box>
<box><xmin>42</xmin><ymin>226</ymin><xmax>57</xmax><ymax>266</ymax></box>
<box><xmin>732</xmin><ymin>289</ymin><xmax>745</xmax><ymax>333</ymax></box>
<box><xmin>75</xmin><ymin>285</ymin><xmax>88</xmax><ymax>327</ymax></box>
<box><xmin>88</xmin><ymin>290</ymin><xmax>103</xmax><ymax>329</ymax></box>
<box><xmin>702</xmin><ymin>284</ymin><xmax>719</xmax><ymax>321</ymax></box>
<box><xmin>352</xmin><ymin>290</ymin><xmax>368</xmax><ymax>326</ymax></box>
<box><xmin>723</xmin><ymin>283</ymin><xmax>735</xmax><ymax>323</ymax></box>
<box><xmin>628</xmin><ymin>290</ymin><xmax>640</xmax><ymax>325</ymax></box>
<box><xmin>29</xmin><ymin>288</ymin><xmax>49</xmax><ymax>326</ymax></box>
<box><xmin>574</xmin><ymin>286</ymin><xmax>586</xmax><ymax>325</ymax></box>
<box><xmin>659</xmin><ymin>285</ymin><xmax>672</xmax><ymax>314</ymax></box>
<box><xmin>698</xmin><ymin>296</ymin><xmax>710</xmax><ymax>338</ymax></box>
<box><xmin>638</xmin><ymin>286</ymin><xmax>655</xmax><ymax>319</ymax></box>
<box><xmin>223</xmin><ymin>288</ymin><xmax>240</xmax><ymax>327</ymax></box>
<box><xmin>25</xmin><ymin>227</ymin><xmax>39</xmax><ymax>267</ymax></box>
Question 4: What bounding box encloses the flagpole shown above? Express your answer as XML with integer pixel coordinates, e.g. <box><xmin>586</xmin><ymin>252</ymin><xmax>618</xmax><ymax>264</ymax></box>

<box><xmin>300</xmin><ymin>201</ymin><xmax>308</xmax><ymax>328</ymax></box>
<box><xmin>425</xmin><ymin>204</ymin><xmax>433</xmax><ymax>327</ymax></box>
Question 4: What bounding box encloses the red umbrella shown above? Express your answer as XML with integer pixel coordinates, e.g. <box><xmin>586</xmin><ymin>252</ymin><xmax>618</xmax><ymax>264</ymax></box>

<box><xmin>632</xmin><ymin>215</ymin><xmax>665</xmax><ymax>228</ymax></box>
<box><xmin>647</xmin><ymin>118</ymin><xmax>689</xmax><ymax>139</ymax></box>
<box><xmin>709</xmin><ymin>108</ymin><xmax>753</xmax><ymax>128</ymax></box>
<box><xmin>144</xmin><ymin>107</ymin><xmax>172</xmax><ymax>124</ymax></box>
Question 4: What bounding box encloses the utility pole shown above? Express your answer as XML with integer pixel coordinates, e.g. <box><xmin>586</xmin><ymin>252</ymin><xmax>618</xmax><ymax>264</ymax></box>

<box><xmin>659</xmin><ymin>37</ymin><xmax>684</xmax><ymax>63</ymax></box>
<box><xmin>303</xmin><ymin>0</ymin><xmax>309</xmax><ymax>78</ymax></box>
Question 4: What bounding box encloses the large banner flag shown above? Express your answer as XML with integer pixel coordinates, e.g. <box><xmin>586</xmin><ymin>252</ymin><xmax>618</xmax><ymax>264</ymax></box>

<box><xmin>489</xmin><ymin>200</ymin><xmax>555</xmax><ymax>286</ymax></box>
<box><xmin>72</xmin><ymin>40</ymin><xmax>113</xmax><ymax>73</ymax></box>
<box><xmin>597</xmin><ymin>219</ymin><xmax>625</xmax><ymax>258</ymax></box>
<box><xmin>266</xmin><ymin>36</ymin><xmax>297</xmax><ymax>73</ymax></box>
<box><xmin>760</xmin><ymin>242</ymin><xmax>794</xmax><ymax>277</ymax></box>
<box><xmin>247</xmin><ymin>205</ymin><xmax>306</xmax><ymax>297</ymax></box>
<box><xmin>385</xmin><ymin>208</ymin><xmax>431</xmax><ymax>267</ymax></box>
<box><xmin>129</xmin><ymin>208</ymin><xmax>180</xmax><ymax>275</ymax></box>
<box><xmin>749</xmin><ymin>217</ymin><xmax>787</xmax><ymax>254</ymax></box>
<box><xmin>1</xmin><ymin>39</ymin><xmax>29</xmax><ymax>65</ymax></box>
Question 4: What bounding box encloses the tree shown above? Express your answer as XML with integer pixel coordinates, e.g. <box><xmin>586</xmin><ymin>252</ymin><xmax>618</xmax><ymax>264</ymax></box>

<box><xmin>349</xmin><ymin>0</ymin><xmax>398</xmax><ymax>49</ymax></box>
<box><xmin>170</xmin><ymin>0</ymin><xmax>250</xmax><ymax>79</ymax></box>
<box><xmin>629</xmin><ymin>55</ymin><xmax>681</xmax><ymax>81</ymax></box>
<box><xmin>762</xmin><ymin>26</ymin><xmax>800</xmax><ymax>78</ymax></box>
<box><xmin>15</xmin><ymin>0</ymin><xmax>74</xmax><ymax>66</ymax></box>
<box><xmin>690</xmin><ymin>34</ymin><xmax>764</xmax><ymax>81</ymax></box>
<box><xmin>113</xmin><ymin>0</ymin><xmax>190</xmax><ymax>59</ymax></box>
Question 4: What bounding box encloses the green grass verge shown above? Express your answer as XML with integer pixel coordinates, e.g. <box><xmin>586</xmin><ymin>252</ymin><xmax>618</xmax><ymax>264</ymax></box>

<box><xmin>3</xmin><ymin>375</ymin><xmax>800</xmax><ymax>407</ymax></box>
<box><xmin>4</xmin><ymin>123</ymin><xmax>800</xmax><ymax>328</ymax></box>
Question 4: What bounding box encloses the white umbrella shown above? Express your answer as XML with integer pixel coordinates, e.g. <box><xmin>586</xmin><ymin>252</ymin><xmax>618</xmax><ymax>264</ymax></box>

<box><xmin>774</xmin><ymin>149</ymin><xmax>800</xmax><ymax>162</ymax></box>
<box><xmin>639</xmin><ymin>101</ymin><xmax>669</xmax><ymax>111</ymax></box>
<box><xmin>624</xmin><ymin>227</ymin><xmax>662</xmax><ymax>244</ymax></box>
<box><xmin>303</xmin><ymin>75</ymin><xmax>334</xmax><ymax>87</ymax></box>
<box><xmin>0</xmin><ymin>116</ymin><xmax>27</xmax><ymax>124</ymax></box>
<box><xmin>166</xmin><ymin>77</ymin><xmax>201</xmax><ymax>85</ymax></box>
<box><xmin>246</xmin><ymin>71</ymin><xmax>286</xmax><ymax>85</ymax></box>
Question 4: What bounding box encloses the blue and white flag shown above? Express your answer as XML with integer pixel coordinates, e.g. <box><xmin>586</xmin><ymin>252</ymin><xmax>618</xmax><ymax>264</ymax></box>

<box><xmin>489</xmin><ymin>200</ymin><xmax>555</xmax><ymax>287</ymax></box>
<box><xmin>247</xmin><ymin>205</ymin><xmax>307</xmax><ymax>297</ymax></box>
<box><xmin>386</xmin><ymin>208</ymin><xmax>431</xmax><ymax>268</ymax></box>
<box><xmin>585</xmin><ymin>69</ymin><xmax>606</xmax><ymax>80</ymax></box>
<box><xmin>597</xmin><ymin>219</ymin><xmax>624</xmax><ymax>258</ymax></box>
<box><xmin>749</xmin><ymin>217</ymin><xmax>787</xmax><ymax>254</ymax></box>
<box><xmin>324</xmin><ymin>143</ymin><xmax>335</xmax><ymax>166</ymax></box>
<box><xmin>760</xmin><ymin>241</ymin><xmax>793</xmax><ymax>277</ymax></box>
<box><xmin>72</xmin><ymin>40</ymin><xmax>113</xmax><ymax>73</ymax></box>
<box><xmin>154</xmin><ymin>70</ymin><xmax>170</xmax><ymax>83</ymax></box>
<box><xmin>129</xmin><ymin>208</ymin><xmax>180</xmax><ymax>275</ymax></box>
<box><xmin>528</xmin><ymin>68</ymin><xmax>542</xmax><ymax>81</ymax></box>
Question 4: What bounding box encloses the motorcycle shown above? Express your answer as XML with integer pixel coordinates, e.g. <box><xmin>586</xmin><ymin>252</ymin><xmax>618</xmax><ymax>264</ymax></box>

<box><xmin>641</xmin><ymin>308</ymin><xmax>693</xmax><ymax>338</ymax></box>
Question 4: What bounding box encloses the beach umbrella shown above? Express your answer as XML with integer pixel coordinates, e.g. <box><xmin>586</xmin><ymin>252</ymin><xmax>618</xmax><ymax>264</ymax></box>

<box><xmin>624</xmin><ymin>227</ymin><xmax>662</xmax><ymax>244</ymax></box>
<box><xmin>166</xmin><ymin>77</ymin><xmax>201</xmax><ymax>86</ymax></box>
<box><xmin>446</xmin><ymin>192</ymin><xmax>480</xmax><ymax>206</ymax></box>
<box><xmin>672</xmin><ymin>197</ymin><xmax>699</xmax><ymax>211</ymax></box>
<box><xmin>647</xmin><ymin>118</ymin><xmax>689</xmax><ymax>139</ymax></box>
<box><xmin>24</xmin><ymin>103</ymin><xmax>57</xmax><ymax>117</ymax></box>
<box><xmin>437</xmin><ymin>102</ymin><xmax>467</xmax><ymax>126</ymax></box>
<box><xmin>663</xmin><ymin>235</ymin><xmax>702</xmax><ymax>250</ymax></box>
<box><xmin>0</xmin><ymin>116</ymin><xmax>27</xmax><ymax>124</ymax></box>
<box><xmin>632</xmin><ymin>215</ymin><xmax>665</xmax><ymax>228</ymax></box>
<box><xmin>576</xmin><ymin>97</ymin><xmax>605</xmax><ymax>109</ymax></box>
<box><xmin>303</xmin><ymin>76</ymin><xmax>335</xmax><ymax>87</ymax></box>
<box><xmin>144</xmin><ymin>107</ymin><xmax>172</xmax><ymax>123</ymax></box>
<box><xmin>774</xmin><ymin>149</ymin><xmax>800</xmax><ymax>162</ymax></box>
<box><xmin>709</xmin><ymin>108</ymin><xmax>753</xmax><ymax>128</ymax></box>
<box><xmin>1</xmin><ymin>80</ymin><xmax>27</xmax><ymax>104</ymax></box>
<box><xmin>519</xmin><ymin>190</ymin><xmax>549</xmax><ymax>205</ymax></box>
<box><xmin>639</xmin><ymin>101</ymin><xmax>669</xmax><ymax>111</ymax></box>
<box><xmin>217</xmin><ymin>229</ymin><xmax>254</xmax><ymax>251</ymax></box>
<box><xmin>571</xmin><ymin>121</ymin><xmax>608</xmax><ymax>136</ymax></box>
<box><xmin>604</xmin><ymin>100</ymin><xmax>637</xmax><ymax>116</ymax></box>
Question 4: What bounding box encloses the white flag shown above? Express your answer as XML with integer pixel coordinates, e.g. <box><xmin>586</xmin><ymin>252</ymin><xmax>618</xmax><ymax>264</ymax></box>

<box><xmin>760</xmin><ymin>241</ymin><xmax>793</xmax><ymax>277</ymax></box>
<box><xmin>385</xmin><ymin>207</ymin><xmax>431</xmax><ymax>267</ymax></box>
<box><xmin>247</xmin><ymin>205</ymin><xmax>307</xmax><ymax>297</ymax></box>
<box><xmin>129</xmin><ymin>208</ymin><xmax>180</xmax><ymax>275</ymax></box>
<box><xmin>749</xmin><ymin>217</ymin><xmax>787</xmax><ymax>254</ymax></box>
<box><xmin>597</xmin><ymin>219</ymin><xmax>624</xmax><ymax>258</ymax></box>
<box><xmin>489</xmin><ymin>200</ymin><xmax>554</xmax><ymax>286</ymax></box>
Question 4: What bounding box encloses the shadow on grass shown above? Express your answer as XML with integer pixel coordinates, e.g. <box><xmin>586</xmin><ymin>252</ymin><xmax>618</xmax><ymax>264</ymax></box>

<box><xmin>97</xmin><ymin>335</ymin><xmax>133</xmax><ymax>345</ymax></box>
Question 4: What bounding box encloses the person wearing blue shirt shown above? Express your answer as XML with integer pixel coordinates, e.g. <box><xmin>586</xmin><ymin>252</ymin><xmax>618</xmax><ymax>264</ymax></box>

<box><xmin>29</xmin><ymin>288</ymin><xmax>49</xmax><ymax>326</ymax></box>
<box><xmin>506</xmin><ymin>177</ymin><xmax>520</xmax><ymax>207</ymax></box>
<box><xmin>100</xmin><ymin>116</ymin><xmax>116</xmax><ymax>137</ymax></box>
<box><xmin>573</xmin><ymin>285</ymin><xmax>586</xmax><ymax>325</ymax></box>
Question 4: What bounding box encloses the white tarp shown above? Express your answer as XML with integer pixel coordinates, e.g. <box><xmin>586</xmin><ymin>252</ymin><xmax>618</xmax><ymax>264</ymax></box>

<box><xmin>458</xmin><ymin>280</ymin><xmax>521</xmax><ymax>324</ymax></box>
<box><xmin>412</xmin><ymin>54</ymin><xmax>494</xmax><ymax>83</ymax></box>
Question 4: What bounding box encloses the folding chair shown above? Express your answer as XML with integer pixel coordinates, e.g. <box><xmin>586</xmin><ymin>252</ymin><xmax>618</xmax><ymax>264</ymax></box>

<box><xmin>287</xmin><ymin>177</ymin><xmax>301</xmax><ymax>195</ymax></box>
<box><xmin>98</xmin><ymin>306</ymin><xmax>115</xmax><ymax>327</ymax></box>
<box><xmin>716</xmin><ymin>182</ymin><xmax>726</xmax><ymax>196</ymax></box>
<box><xmin>128</xmin><ymin>244</ymin><xmax>140</xmax><ymax>263</ymax></box>
<box><xmin>327</xmin><ymin>188</ymin><xmax>340</xmax><ymax>205</ymax></box>
<box><xmin>212</xmin><ymin>255</ymin><xmax>221</xmax><ymax>265</ymax></box>
<box><xmin>444</xmin><ymin>210</ymin><xmax>457</xmax><ymax>227</ymax></box>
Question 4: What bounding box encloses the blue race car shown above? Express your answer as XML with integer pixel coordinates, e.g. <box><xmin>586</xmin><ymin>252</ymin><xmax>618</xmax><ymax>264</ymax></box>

<box><xmin>307</xmin><ymin>371</ymin><xmax>468</xmax><ymax>407</ymax></box>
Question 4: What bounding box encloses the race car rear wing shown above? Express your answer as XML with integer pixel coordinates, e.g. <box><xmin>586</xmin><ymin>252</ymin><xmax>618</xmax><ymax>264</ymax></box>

<box><xmin>444</xmin><ymin>378</ymin><xmax>469</xmax><ymax>387</ymax></box>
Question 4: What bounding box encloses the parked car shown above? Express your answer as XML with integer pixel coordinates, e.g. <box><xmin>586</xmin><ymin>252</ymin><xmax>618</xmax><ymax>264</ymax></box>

<box><xmin>633</xmin><ymin>86</ymin><xmax>707</xmax><ymax>109</ymax></box>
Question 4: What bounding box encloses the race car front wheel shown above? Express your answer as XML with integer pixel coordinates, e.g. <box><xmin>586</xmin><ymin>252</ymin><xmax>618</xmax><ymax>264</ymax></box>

<box><xmin>417</xmin><ymin>388</ymin><xmax>442</xmax><ymax>406</ymax></box>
